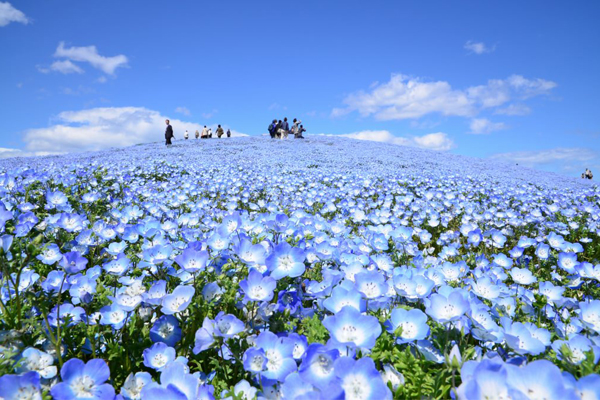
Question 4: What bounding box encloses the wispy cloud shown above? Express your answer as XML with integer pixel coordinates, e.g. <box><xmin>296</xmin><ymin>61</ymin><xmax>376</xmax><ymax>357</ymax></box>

<box><xmin>464</xmin><ymin>40</ymin><xmax>495</xmax><ymax>55</ymax></box>
<box><xmin>53</xmin><ymin>42</ymin><xmax>128</xmax><ymax>75</ymax></box>
<box><xmin>202</xmin><ymin>109</ymin><xmax>218</xmax><ymax>119</ymax></box>
<box><xmin>469</xmin><ymin>118</ymin><xmax>508</xmax><ymax>134</ymax></box>
<box><xmin>494</xmin><ymin>104</ymin><xmax>531</xmax><ymax>116</ymax></box>
<box><xmin>331</xmin><ymin>73</ymin><xmax>556</xmax><ymax>122</ymax></box>
<box><xmin>175</xmin><ymin>106</ymin><xmax>191</xmax><ymax>116</ymax></box>
<box><xmin>0</xmin><ymin>2</ymin><xmax>29</xmax><ymax>27</ymax></box>
<box><xmin>50</xmin><ymin>60</ymin><xmax>84</xmax><ymax>74</ymax></box>
<box><xmin>338</xmin><ymin>130</ymin><xmax>455</xmax><ymax>152</ymax></box>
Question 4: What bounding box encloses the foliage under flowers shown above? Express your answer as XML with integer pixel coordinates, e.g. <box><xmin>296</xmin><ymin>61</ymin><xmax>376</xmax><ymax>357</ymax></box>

<box><xmin>0</xmin><ymin>136</ymin><xmax>599</xmax><ymax>399</ymax></box>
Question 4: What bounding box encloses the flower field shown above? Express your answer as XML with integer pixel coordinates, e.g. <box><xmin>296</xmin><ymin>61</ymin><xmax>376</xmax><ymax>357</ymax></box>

<box><xmin>0</xmin><ymin>136</ymin><xmax>599</xmax><ymax>399</ymax></box>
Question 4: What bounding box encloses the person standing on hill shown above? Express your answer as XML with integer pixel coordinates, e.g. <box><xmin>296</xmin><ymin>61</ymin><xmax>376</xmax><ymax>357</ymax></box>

<box><xmin>184</xmin><ymin>130</ymin><xmax>189</xmax><ymax>140</ymax></box>
<box><xmin>201</xmin><ymin>126</ymin><xmax>209</xmax><ymax>139</ymax></box>
<box><xmin>281</xmin><ymin>117</ymin><xmax>290</xmax><ymax>139</ymax></box>
<box><xmin>216</xmin><ymin>125</ymin><xmax>224</xmax><ymax>138</ymax></box>
<box><xmin>227</xmin><ymin>129</ymin><xmax>231</xmax><ymax>138</ymax></box>
<box><xmin>268</xmin><ymin>119</ymin><xmax>278</xmax><ymax>138</ymax></box>
<box><xmin>195</xmin><ymin>130</ymin><xmax>200</xmax><ymax>139</ymax></box>
<box><xmin>291</xmin><ymin>118</ymin><xmax>301</xmax><ymax>138</ymax></box>
<box><xmin>165</xmin><ymin>119</ymin><xmax>174</xmax><ymax>146</ymax></box>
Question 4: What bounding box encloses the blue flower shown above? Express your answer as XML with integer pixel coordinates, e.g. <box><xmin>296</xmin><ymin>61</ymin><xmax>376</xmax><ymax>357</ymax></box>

<box><xmin>266</xmin><ymin>242</ymin><xmax>306</xmax><ymax>280</ymax></box>
<box><xmin>36</xmin><ymin>243</ymin><xmax>63</xmax><ymax>265</ymax></box>
<box><xmin>193</xmin><ymin>317</ymin><xmax>216</xmax><ymax>354</ymax></box>
<box><xmin>509</xmin><ymin>267</ymin><xmax>537</xmax><ymax>285</ymax></box>
<box><xmin>120</xmin><ymin>371</ymin><xmax>153</xmax><ymax>400</ymax></box>
<box><xmin>254</xmin><ymin>331</ymin><xmax>297</xmax><ymax>382</ymax></box>
<box><xmin>322</xmin><ymin>306</ymin><xmax>382</xmax><ymax>350</ymax></box>
<box><xmin>243</xmin><ymin>347</ymin><xmax>267</xmax><ymax>374</ymax></box>
<box><xmin>18</xmin><ymin>347</ymin><xmax>57</xmax><ymax>379</ymax></box>
<box><xmin>239</xmin><ymin>268</ymin><xmax>276</xmax><ymax>302</ymax></box>
<box><xmin>214</xmin><ymin>312</ymin><xmax>245</xmax><ymax>339</ymax></box>
<box><xmin>323</xmin><ymin>286</ymin><xmax>366</xmax><ymax>313</ymax></box>
<box><xmin>354</xmin><ymin>270</ymin><xmax>388</xmax><ymax>299</ymax></box>
<box><xmin>99</xmin><ymin>303</ymin><xmax>128</xmax><ymax>329</ymax></box>
<box><xmin>0</xmin><ymin>371</ymin><xmax>42</xmax><ymax>400</ymax></box>
<box><xmin>579</xmin><ymin>300</ymin><xmax>600</xmax><ymax>333</ymax></box>
<box><xmin>143</xmin><ymin>342</ymin><xmax>176</xmax><ymax>371</ymax></box>
<box><xmin>174</xmin><ymin>248</ymin><xmax>209</xmax><ymax>273</ymax></box>
<box><xmin>333</xmin><ymin>356</ymin><xmax>392</xmax><ymax>400</ymax></box>
<box><xmin>161</xmin><ymin>285</ymin><xmax>195</xmax><ymax>315</ymax></box>
<box><xmin>50</xmin><ymin>358</ymin><xmax>115</xmax><ymax>400</ymax></box>
<box><xmin>385</xmin><ymin>308</ymin><xmax>430</xmax><ymax>343</ymax></box>
<box><xmin>298</xmin><ymin>343</ymin><xmax>339</xmax><ymax>390</ymax></box>
<box><xmin>150</xmin><ymin>315</ymin><xmax>182</xmax><ymax>347</ymax></box>
<box><xmin>425</xmin><ymin>290</ymin><xmax>470</xmax><ymax>323</ymax></box>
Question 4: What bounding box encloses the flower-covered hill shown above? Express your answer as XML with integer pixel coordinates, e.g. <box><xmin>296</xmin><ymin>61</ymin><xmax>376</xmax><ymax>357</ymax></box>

<box><xmin>0</xmin><ymin>135</ymin><xmax>599</xmax><ymax>400</ymax></box>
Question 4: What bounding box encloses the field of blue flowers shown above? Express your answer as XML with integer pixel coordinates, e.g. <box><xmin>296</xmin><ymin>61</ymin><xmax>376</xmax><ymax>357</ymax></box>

<box><xmin>0</xmin><ymin>136</ymin><xmax>599</xmax><ymax>399</ymax></box>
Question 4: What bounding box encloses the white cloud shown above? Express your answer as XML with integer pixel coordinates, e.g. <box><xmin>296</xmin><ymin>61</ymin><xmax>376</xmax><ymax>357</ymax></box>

<box><xmin>54</xmin><ymin>42</ymin><xmax>128</xmax><ymax>75</ymax></box>
<box><xmin>469</xmin><ymin>118</ymin><xmax>508</xmax><ymax>134</ymax></box>
<box><xmin>175</xmin><ymin>106</ymin><xmax>191</xmax><ymax>116</ymax></box>
<box><xmin>50</xmin><ymin>60</ymin><xmax>84</xmax><ymax>74</ymax></box>
<box><xmin>0</xmin><ymin>2</ymin><xmax>29</xmax><ymax>26</ymax></box>
<box><xmin>331</xmin><ymin>73</ymin><xmax>556</xmax><ymax>122</ymax></box>
<box><xmin>202</xmin><ymin>109</ymin><xmax>218</xmax><ymax>119</ymax></box>
<box><xmin>97</xmin><ymin>76</ymin><xmax>108</xmax><ymax>83</ymax></box>
<box><xmin>0</xmin><ymin>147</ymin><xmax>55</xmax><ymax>159</ymax></box>
<box><xmin>494</xmin><ymin>104</ymin><xmax>531</xmax><ymax>116</ymax></box>
<box><xmin>491</xmin><ymin>148</ymin><xmax>597</xmax><ymax>167</ymax></box>
<box><xmin>464</xmin><ymin>40</ymin><xmax>494</xmax><ymax>54</ymax></box>
<box><xmin>20</xmin><ymin>107</ymin><xmax>247</xmax><ymax>155</ymax></box>
<box><xmin>338</xmin><ymin>130</ymin><xmax>455</xmax><ymax>151</ymax></box>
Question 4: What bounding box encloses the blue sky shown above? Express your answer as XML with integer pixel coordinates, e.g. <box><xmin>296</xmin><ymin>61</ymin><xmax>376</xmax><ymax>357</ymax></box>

<box><xmin>1</xmin><ymin>1</ymin><xmax>598</xmax><ymax>176</ymax></box>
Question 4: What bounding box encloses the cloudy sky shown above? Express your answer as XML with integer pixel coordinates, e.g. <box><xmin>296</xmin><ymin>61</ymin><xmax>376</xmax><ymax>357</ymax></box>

<box><xmin>1</xmin><ymin>1</ymin><xmax>598</xmax><ymax>176</ymax></box>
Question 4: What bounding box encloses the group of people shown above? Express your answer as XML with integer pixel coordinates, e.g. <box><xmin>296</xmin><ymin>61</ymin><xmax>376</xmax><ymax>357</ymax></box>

<box><xmin>268</xmin><ymin>117</ymin><xmax>306</xmax><ymax>139</ymax></box>
<box><xmin>164</xmin><ymin>120</ymin><xmax>230</xmax><ymax>146</ymax></box>
<box><xmin>582</xmin><ymin>168</ymin><xmax>594</xmax><ymax>180</ymax></box>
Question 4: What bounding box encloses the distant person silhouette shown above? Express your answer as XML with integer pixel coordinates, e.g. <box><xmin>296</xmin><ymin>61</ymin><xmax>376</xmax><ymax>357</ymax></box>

<box><xmin>165</xmin><ymin>119</ymin><xmax>174</xmax><ymax>146</ymax></box>
<box><xmin>227</xmin><ymin>129</ymin><xmax>231</xmax><ymax>138</ymax></box>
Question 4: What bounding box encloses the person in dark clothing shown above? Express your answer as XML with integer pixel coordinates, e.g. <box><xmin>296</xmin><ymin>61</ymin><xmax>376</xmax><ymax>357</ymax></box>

<box><xmin>165</xmin><ymin>119</ymin><xmax>174</xmax><ymax>146</ymax></box>
<box><xmin>226</xmin><ymin>129</ymin><xmax>231</xmax><ymax>138</ymax></box>
<box><xmin>276</xmin><ymin>120</ymin><xmax>283</xmax><ymax>139</ymax></box>
<box><xmin>281</xmin><ymin>117</ymin><xmax>290</xmax><ymax>139</ymax></box>
<box><xmin>297</xmin><ymin>124</ymin><xmax>306</xmax><ymax>139</ymax></box>
<box><xmin>268</xmin><ymin>119</ymin><xmax>278</xmax><ymax>138</ymax></box>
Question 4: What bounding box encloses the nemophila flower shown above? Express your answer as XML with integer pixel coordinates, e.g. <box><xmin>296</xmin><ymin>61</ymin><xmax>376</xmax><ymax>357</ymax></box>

<box><xmin>193</xmin><ymin>317</ymin><xmax>216</xmax><ymax>354</ymax></box>
<box><xmin>254</xmin><ymin>331</ymin><xmax>297</xmax><ymax>382</ymax></box>
<box><xmin>202</xmin><ymin>282</ymin><xmax>224</xmax><ymax>303</ymax></box>
<box><xmin>103</xmin><ymin>253</ymin><xmax>131</xmax><ymax>276</ymax></box>
<box><xmin>579</xmin><ymin>300</ymin><xmax>600</xmax><ymax>333</ymax></box>
<box><xmin>280</xmin><ymin>372</ymin><xmax>318</xmax><ymax>399</ymax></box>
<box><xmin>213</xmin><ymin>312</ymin><xmax>245</xmax><ymax>338</ymax></box>
<box><xmin>323</xmin><ymin>306</ymin><xmax>382</xmax><ymax>350</ymax></box>
<box><xmin>381</xmin><ymin>363</ymin><xmax>405</xmax><ymax>391</ymax></box>
<box><xmin>509</xmin><ymin>267</ymin><xmax>537</xmax><ymax>285</ymax></box>
<box><xmin>141</xmin><ymin>362</ymin><xmax>204</xmax><ymax>400</ymax></box>
<box><xmin>538</xmin><ymin>281</ymin><xmax>565</xmax><ymax>302</ymax></box>
<box><xmin>492</xmin><ymin>253</ymin><xmax>512</xmax><ymax>269</ymax></box>
<box><xmin>99</xmin><ymin>303</ymin><xmax>128</xmax><ymax>329</ymax></box>
<box><xmin>57</xmin><ymin>212</ymin><xmax>85</xmax><ymax>233</ymax></box>
<box><xmin>224</xmin><ymin>380</ymin><xmax>257</xmax><ymax>400</ymax></box>
<box><xmin>233</xmin><ymin>238</ymin><xmax>267</xmax><ymax>265</ymax></box>
<box><xmin>384</xmin><ymin>308</ymin><xmax>430</xmax><ymax>344</ymax></box>
<box><xmin>552</xmin><ymin>335</ymin><xmax>599</xmax><ymax>364</ymax></box>
<box><xmin>579</xmin><ymin>262</ymin><xmax>600</xmax><ymax>281</ymax></box>
<box><xmin>0</xmin><ymin>371</ymin><xmax>42</xmax><ymax>400</ymax></box>
<box><xmin>174</xmin><ymin>248</ymin><xmax>209</xmax><ymax>273</ymax></box>
<box><xmin>161</xmin><ymin>285</ymin><xmax>195</xmax><ymax>315</ymax></box>
<box><xmin>548</xmin><ymin>232</ymin><xmax>566</xmax><ymax>249</ymax></box>
<box><xmin>298</xmin><ymin>343</ymin><xmax>339</xmax><ymax>390</ymax></box>
<box><xmin>69</xmin><ymin>275</ymin><xmax>97</xmax><ymax>304</ymax></box>
<box><xmin>59</xmin><ymin>251</ymin><xmax>88</xmax><ymax>274</ymax></box>
<box><xmin>144</xmin><ymin>280</ymin><xmax>167</xmax><ymax>305</ymax></box>
<box><xmin>469</xmin><ymin>305</ymin><xmax>503</xmax><ymax>343</ymax></box>
<box><xmin>503</xmin><ymin>320</ymin><xmax>549</xmax><ymax>356</ymax></box>
<box><xmin>18</xmin><ymin>347</ymin><xmax>57</xmax><ymax>379</ymax></box>
<box><xmin>333</xmin><ymin>356</ymin><xmax>392</xmax><ymax>400</ymax></box>
<box><xmin>37</xmin><ymin>243</ymin><xmax>62</xmax><ymax>265</ymax></box>
<box><xmin>505</xmin><ymin>359</ymin><xmax>577</xmax><ymax>400</ymax></box>
<box><xmin>323</xmin><ymin>286</ymin><xmax>366</xmax><ymax>313</ymax></box>
<box><xmin>354</xmin><ymin>270</ymin><xmax>388</xmax><ymax>299</ymax></box>
<box><xmin>150</xmin><ymin>315</ymin><xmax>182</xmax><ymax>347</ymax></box>
<box><xmin>239</xmin><ymin>268</ymin><xmax>276</xmax><ymax>302</ymax></box>
<box><xmin>243</xmin><ymin>347</ymin><xmax>267</xmax><ymax>374</ymax></box>
<box><xmin>50</xmin><ymin>358</ymin><xmax>115</xmax><ymax>400</ymax></box>
<box><xmin>45</xmin><ymin>189</ymin><xmax>69</xmax><ymax>210</ymax></box>
<box><xmin>42</xmin><ymin>270</ymin><xmax>69</xmax><ymax>293</ymax></box>
<box><xmin>558</xmin><ymin>252</ymin><xmax>579</xmax><ymax>274</ymax></box>
<box><xmin>393</xmin><ymin>274</ymin><xmax>435</xmax><ymax>300</ymax></box>
<box><xmin>120</xmin><ymin>371</ymin><xmax>153</xmax><ymax>400</ymax></box>
<box><xmin>48</xmin><ymin>303</ymin><xmax>85</xmax><ymax>327</ymax></box>
<box><xmin>276</xmin><ymin>289</ymin><xmax>302</xmax><ymax>314</ymax></box>
<box><xmin>425</xmin><ymin>291</ymin><xmax>470</xmax><ymax>323</ymax></box>
<box><xmin>266</xmin><ymin>241</ymin><xmax>306</xmax><ymax>280</ymax></box>
<box><xmin>470</xmin><ymin>276</ymin><xmax>501</xmax><ymax>300</ymax></box>
<box><xmin>143</xmin><ymin>343</ymin><xmax>176</xmax><ymax>371</ymax></box>
<box><xmin>206</xmin><ymin>233</ymin><xmax>230</xmax><ymax>252</ymax></box>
